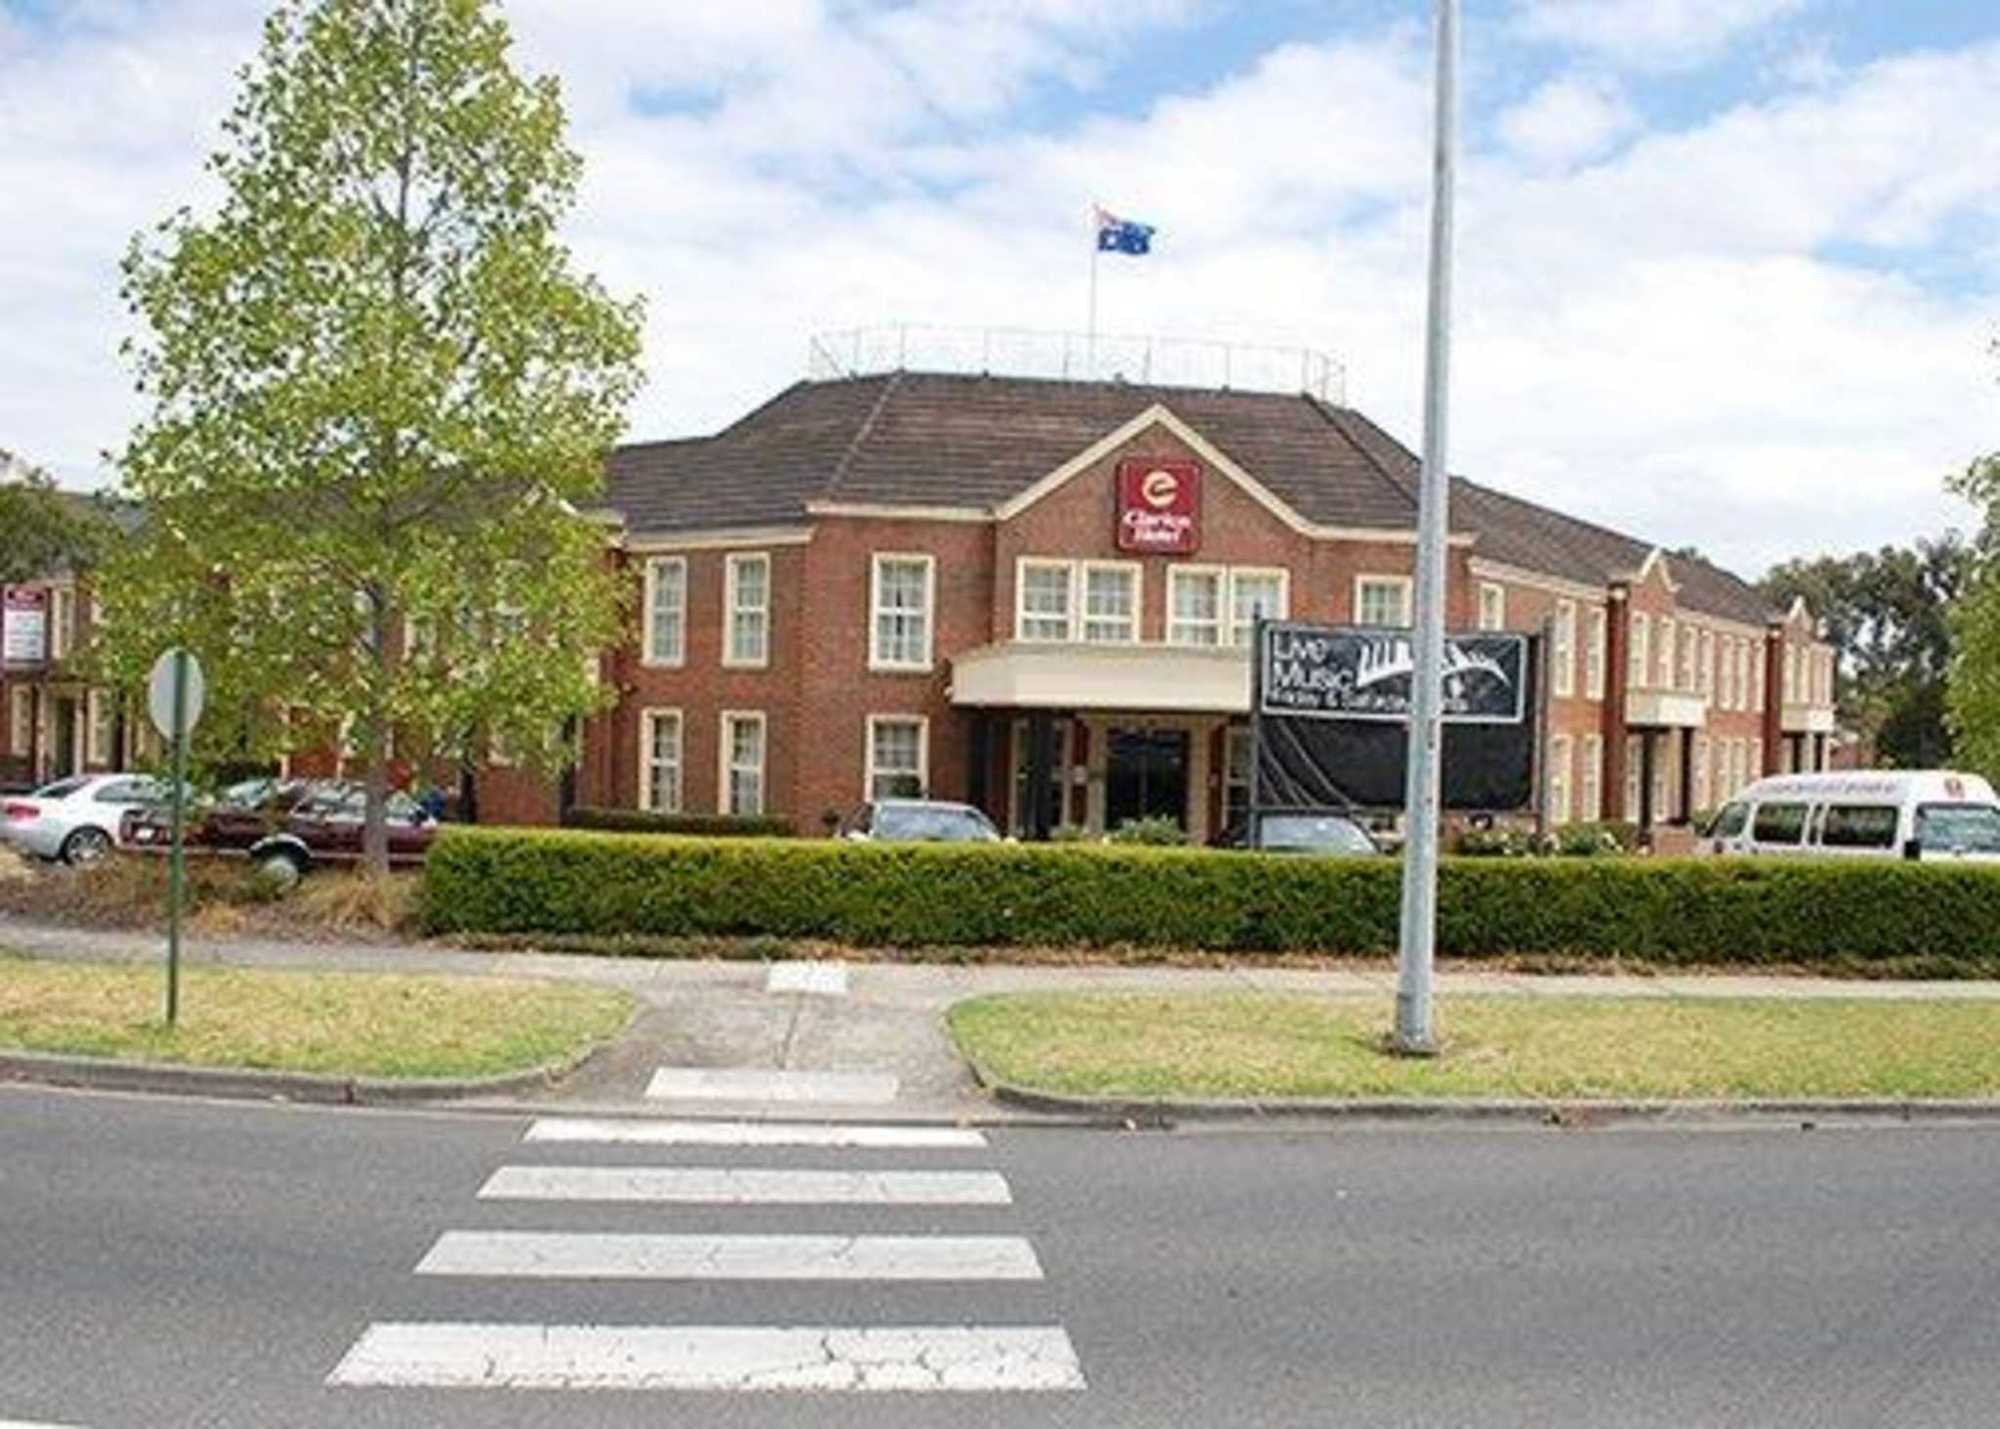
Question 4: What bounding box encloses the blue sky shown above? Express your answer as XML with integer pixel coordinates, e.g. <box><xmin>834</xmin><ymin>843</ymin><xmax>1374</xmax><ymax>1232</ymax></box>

<box><xmin>2</xmin><ymin>0</ymin><xmax>1997</xmax><ymax>575</ymax></box>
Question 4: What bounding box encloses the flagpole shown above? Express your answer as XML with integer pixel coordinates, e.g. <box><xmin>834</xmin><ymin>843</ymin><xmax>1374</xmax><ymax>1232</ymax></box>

<box><xmin>1087</xmin><ymin>204</ymin><xmax>1100</xmax><ymax>378</ymax></box>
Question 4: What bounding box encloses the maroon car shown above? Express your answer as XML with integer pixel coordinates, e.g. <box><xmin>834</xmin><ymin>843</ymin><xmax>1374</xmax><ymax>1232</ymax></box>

<box><xmin>123</xmin><ymin>779</ymin><xmax>437</xmax><ymax>885</ymax></box>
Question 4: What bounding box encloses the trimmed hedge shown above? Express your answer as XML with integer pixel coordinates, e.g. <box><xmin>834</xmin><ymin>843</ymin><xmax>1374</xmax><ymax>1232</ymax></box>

<box><xmin>562</xmin><ymin>807</ymin><xmax>795</xmax><ymax>838</ymax></box>
<box><xmin>423</xmin><ymin>827</ymin><xmax>2000</xmax><ymax>973</ymax></box>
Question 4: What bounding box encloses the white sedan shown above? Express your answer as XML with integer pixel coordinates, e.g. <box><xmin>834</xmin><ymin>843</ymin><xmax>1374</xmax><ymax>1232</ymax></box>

<box><xmin>1</xmin><ymin>774</ymin><xmax>172</xmax><ymax>865</ymax></box>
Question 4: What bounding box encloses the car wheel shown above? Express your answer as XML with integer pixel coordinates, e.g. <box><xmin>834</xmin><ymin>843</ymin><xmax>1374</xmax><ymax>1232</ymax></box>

<box><xmin>256</xmin><ymin>850</ymin><xmax>307</xmax><ymax>891</ymax></box>
<box><xmin>60</xmin><ymin>826</ymin><xmax>112</xmax><ymax>867</ymax></box>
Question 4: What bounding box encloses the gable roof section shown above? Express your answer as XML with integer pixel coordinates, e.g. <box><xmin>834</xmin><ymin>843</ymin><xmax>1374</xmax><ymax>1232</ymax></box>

<box><xmin>598</xmin><ymin>369</ymin><xmax>1781</xmax><ymax>627</ymax></box>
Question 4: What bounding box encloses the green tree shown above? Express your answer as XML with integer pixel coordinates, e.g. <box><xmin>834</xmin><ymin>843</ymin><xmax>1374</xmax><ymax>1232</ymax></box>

<box><xmin>1763</xmin><ymin>535</ymin><xmax>1969</xmax><ymax>768</ymax></box>
<box><xmin>1947</xmin><ymin>453</ymin><xmax>2000</xmax><ymax>778</ymax></box>
<box><xmin>0</xmin><ymin>452</ymin><xmax>112</xmax><ymax>586</ymax></box>
<box><xmin>107</xmin><ymin>0</ymin><xmax>644</xmax><ymax>873</ymax></box>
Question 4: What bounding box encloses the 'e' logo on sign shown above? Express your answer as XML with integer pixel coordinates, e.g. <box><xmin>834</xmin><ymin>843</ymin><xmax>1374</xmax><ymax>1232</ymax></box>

<box><xmin>1140</xmin><ymin>469</ymin><xmax>1179</xmax><ymax>509</ymax></box>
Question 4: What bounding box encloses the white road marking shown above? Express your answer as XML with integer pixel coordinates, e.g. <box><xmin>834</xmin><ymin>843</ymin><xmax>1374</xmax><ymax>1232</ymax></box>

<box><xmin>328</xmin><ymin>1323</ymin><xmax>1085</xmax><ymax>1392</ymax></box>
<box><xmin>524</xmin><ymin>1118</ymin><xmax>986</xmax><ymax>1149</ymax></box>
<box><xmin>0</xmin><ymin>1421</ymin><xmax>93</xmax><ymax>1427</ymax></box>
<box><xmin>646</xmin><ymin>1067</ymin><xmax>900</xmax><ymax>1103</ymax></box>
<box><xmin>766</xmin><ymin>961</ymin><xmax>849</xmax><ymax>996</ymax></box>
<box><xmin>479</xmin><ymin>1165</ymin><xmax>1012</xmax><ymax>1205</ymax></box>
<box><xmin>415</xmin><ymin>1232</ymin><xmax>1044</xmax><ymax>1281</ymax></box>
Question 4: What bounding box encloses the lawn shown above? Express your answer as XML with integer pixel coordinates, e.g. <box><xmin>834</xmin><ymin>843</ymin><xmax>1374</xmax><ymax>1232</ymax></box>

<box><xmin>948</xmin><ymin>992</ymin><xmax>2000</xmax><ymax>1101</ymax></box>
<box><xmin>0</xmin><ymin>954</ymin><xmax>634</xmax><ymax>1080</ymax></box>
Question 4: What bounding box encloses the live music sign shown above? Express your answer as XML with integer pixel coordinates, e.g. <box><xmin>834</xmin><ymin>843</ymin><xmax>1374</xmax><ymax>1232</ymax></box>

<box><xmin>1115</xmin><ymin>458</ymin><xmax>1201</xmax><ymax>554</ymax></box>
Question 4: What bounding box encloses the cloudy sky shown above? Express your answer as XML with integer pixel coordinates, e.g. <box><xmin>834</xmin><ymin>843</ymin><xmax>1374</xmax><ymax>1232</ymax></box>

<box><xmin>3</xmin><ymin>0</ymin><xmax>1996</xmax><ymax>577</ymax></box>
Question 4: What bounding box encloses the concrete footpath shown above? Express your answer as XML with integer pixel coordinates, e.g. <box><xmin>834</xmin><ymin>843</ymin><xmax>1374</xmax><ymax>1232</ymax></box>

<box><xmin>7</xmin><ymin>915</ymin><xmax>2000</xmax><ymax>1125</ymax></box>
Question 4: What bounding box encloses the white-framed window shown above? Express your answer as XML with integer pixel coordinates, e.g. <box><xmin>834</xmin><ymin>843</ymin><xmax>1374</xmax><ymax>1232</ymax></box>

<box><xmin>1628</xmin><ymin>613</ymin><xmax>1650</xmax><ymax>690</ymax></box>
<box><xmin>1783</xmin><ymin>644</ymin><xmax>1797</xmax><ymax>704</ymax></box>
<box><xmin>1624</xmin><ymin>734</ymin><xmax>1642</xmax><ymax>821</ymax></box>
<box><xmin>1169</xmin><ymin>567</ymin><xmax>1225</xmax><ymax>646</ymax></box>
<box><xmin>1679</xmin><ymin>624</ymin><xmax>1698</xmax><ymax>693</ymax></box>
<box><xmin>50</xmin><ymin>588</ymin><xmax>76</xmax><ymax>661</ymax></box>
<box><xmin>1586</xmin><ymin>607</ymin><xmax>1607</xmax><ymax>700</ymax></box>
<box><xmin>1739</xmin><ymin>642</ymin><xmax>1754</xmax><ymax>713</ymax></box>
<box><xmin>1732</xmin><ymin>738</ymin><xmax>1749</xmax><ymax>796</ymax></box>
<box><xmin>86</xmin><ymin>690</ymin><xmax>114</xmax><ymax>766</ymax></box>
<box><xmin>1355</xmin><ymin>575</ymin><xmax>1412</xmax><ymax>628</ymax></box>
<box><xmin>1719</xmin><ymin>636</ymin><xmax>1737</xmax><ymax>710</ymax></box>
<box><xmin>1478</xmin><ymin>582</ymin><xmax>1506</xmax><ymax>633</ymax></box>
<box><xmin>1081</xmin><ymin>562</ymin><xmax>1140</xmax><ymax>644</ymax></box>
<box><xmin>1581</xmin><ymin>734</ymin><xmax>1603</xmax><ymax>822</ymax></box>
<box><xmin>865</xmin><ymin>714</ymin><xmax>928</xmax><ymax>800</ymax></box>
<box><xmin>724</xmin><ymin>552</ymin><xmax>770</xmax><ymax>668</ymax></box>
<box><xmin>1229</xmin><ymin>569</ymin><xmax>1289</xmax><ymax>647</ymax></box>
<box><xmin>8</xmin><ymin>687</ymin><xmax>32</xmax><ymax>754</ymax></box>
<box><xmin>1751</xmin><ymin>737</ymin><xmax>1764</xmax><ymax>782</ymax></box>
<box><xmin>1700</xmin><ymin>629</ymin><xmax>1716</xmax><ymax>699</ymax></box>
<box><xmin>643</xmin><ymin>557</ymin><xmax>686</xmax><ymax>667</ymax></box>
<box><xmin>1754</xmin><ymin>642</ymin><xmax>1768</xmax><ymax>712</ymax></box>
<box><xmin>1552</xmin><ymin>600</ymin><xmax>1577</xmax><ymax>699</ymax></box>
<box><xmin>1017</xmin><ymin>559</ymin><xmax>1076</xmax><ymax>642</ymax></box>
<box><xmin>870</xmin><ymin>553</ymin><xmax>935</xmax><ymax>670</ymax></box>
<box><xmin>1546</xmin><ymin>734</ymin><xmax>1573</xmax><ymax>826</ymax></box>
<box><xmin>720</xmin><ymin>711</ymin><xmax>766</xmax><ymax>816</ymax></box>
<box><xmin>1656</xmin><ymin>617</ymin><xmax>1677</xmax><ymax>691</ymax></box>
<box><xmin>1694</xmin><ymin>736</ymin><xmax>1711</xmax><ymax>812</ymax></box>
<box><xmin>638</xmin><ymin>708</ymin><xmax>683</xmax><ymax>814</ymax></box>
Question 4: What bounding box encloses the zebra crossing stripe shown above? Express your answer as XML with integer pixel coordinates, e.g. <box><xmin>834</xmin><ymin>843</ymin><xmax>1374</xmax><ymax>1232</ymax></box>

<box><xmin>329</xmin><ymin>1323</ymin><xmax>1085</xmax><ymax>1391</ymax></box>
<box><xmin>415</xmin><ymin>1231</ymin><xmax>1044</xmax><ymax>1281</ymax></box>
<box><xmin>523</xmin><ymin>1118</ymin><xmax>987</xmax><ymax>1149</ymax></box>
<box><xmin>479</xmin><ymin>1165</ymin><xmax>1012</xmax><ymax>1205</ymax></box>
<box><xmin>645</xmin><ymin>1068</ymin><xmax>900</xmax><ymax>1103</ymax></box>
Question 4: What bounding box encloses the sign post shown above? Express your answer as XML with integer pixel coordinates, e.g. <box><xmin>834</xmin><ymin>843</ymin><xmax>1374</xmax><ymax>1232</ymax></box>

<box><xmin>147</xmin><ymin>649</ymin><xmax>206</xmax><ymax>1028</ymax></box>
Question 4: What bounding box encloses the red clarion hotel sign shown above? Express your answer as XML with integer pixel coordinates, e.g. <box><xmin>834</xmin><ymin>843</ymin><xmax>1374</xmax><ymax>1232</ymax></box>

<box><xmin>1115</xmin><ymin>458</ymin><xmax>1201</xmax><ymax>554</ymax></box>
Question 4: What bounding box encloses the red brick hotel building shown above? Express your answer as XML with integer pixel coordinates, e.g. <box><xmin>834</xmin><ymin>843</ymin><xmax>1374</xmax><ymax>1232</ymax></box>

<box><xmin>558</xmin><ymin>363</ymin><xmax>1839</xmax><ymax>843</ymax></box>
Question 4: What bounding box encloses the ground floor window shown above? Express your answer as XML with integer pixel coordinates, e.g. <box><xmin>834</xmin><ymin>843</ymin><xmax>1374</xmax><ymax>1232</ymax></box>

<box><xmin>1106</xmin><ymin>727</ymin><xmax>1189</xmax><ymax>831</ymax></box>
<box><xmin>1223</xmin><ymin>725</ymin><xmax>1254</xmax><ymax>834</ymax></box>
<box><xmin>1581</xmin><ymin>735</ymin><xmax>1603</xmax><ymax>822</ymax></box>
<box><xmin>721</xmin><ymin>711</ymin><xmax>765</xmax><ymax>816</ymax></box>
<box><xmin>87</xmin><ymin>690</ymin><xmax>115</xmax><ymax>766</ymax></box>
<box><xmin>1009</xmin><ymin>718</ymin><xmax>1071</xmax><ymax>835</ymax></box>
<box><xmin>1546</xmin><ymin>734</ymin><xmax>1572</xmax><ymax>825</ymax></box>
<box><xmin>640</xmin><ymin>709</ymin><xmax>682</xmax><ymax>813</ymax></box>
<box><xmin>867</xmin><ymin>715</ymin><xmax>927</xmax><ymax>800</ymax></box>
<box><xmin>7</xmin><ymin>686</ymin><xmax>31</xmax><ymax>756</ymax></box>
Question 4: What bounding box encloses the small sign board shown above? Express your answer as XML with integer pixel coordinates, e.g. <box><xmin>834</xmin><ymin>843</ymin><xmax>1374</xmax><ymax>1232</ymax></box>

<box><xmin>1258</xmin><ymin>624</ymin><xmax>1528</xmax><ymax>724</ymax></box>
<box><xmin>1114</xmin><ymin>457</ymin><xmax>1201</xmax><ymax>554</ymax></box>
<box><xmin>147</xmin><ymin>649</ymin><xmax>206</xmax><ymax>739</ymax></box>
<box><xmin>2</xmin><ymin>587</ymin><xmax>48</xmax><ymax>666</ymax></box>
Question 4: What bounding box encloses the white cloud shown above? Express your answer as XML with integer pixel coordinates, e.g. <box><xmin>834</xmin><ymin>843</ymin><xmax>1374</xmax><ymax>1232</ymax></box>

<box><xmin>1514</xmin><ymin>0</ymin><xmax>1810</xmax><ymax>70</ymax></box>
<box><xmin>1496</xmin><ymin>75</ymin><xmax>1637</xmax><ymax>170</ymax></box>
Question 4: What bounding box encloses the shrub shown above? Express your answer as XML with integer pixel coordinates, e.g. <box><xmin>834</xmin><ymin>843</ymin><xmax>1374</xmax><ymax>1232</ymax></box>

<box><xmin>1106</xmin><ymin>816</ymin><xmax>1188</xmax><ymax>846</ymax></box>
<box><xmin>1456</xmin><ymin>826</ymin><xmax>1538</xmax><ymax>857</ymax></box>
<box><xmin>562</xmin><ymin>806</ymin><xmax>795</xmax><ymax>838</ymax></box>
<box><xmin>421</xmin><ymin>827</ymin><xmax>2000</xmax><ymax>974</ymax></box>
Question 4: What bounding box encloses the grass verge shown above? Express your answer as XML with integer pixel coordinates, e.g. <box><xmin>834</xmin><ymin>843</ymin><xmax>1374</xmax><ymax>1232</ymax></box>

<box><xmin>947</xmin><ymin>992</ymin><xmax>2000</xmax><ymax>1101</ymax></box>
<box><xmin>0</xmin><ymin>953</ymin><xmax>634</xmax><ymax>1080</ymax></box>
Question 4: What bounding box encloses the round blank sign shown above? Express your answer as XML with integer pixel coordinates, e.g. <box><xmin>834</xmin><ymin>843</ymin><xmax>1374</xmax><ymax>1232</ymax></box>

<box><xmin>147</xmin><ymin>648</ymin><xmax>207</xmax><ymax>739</ymax></box>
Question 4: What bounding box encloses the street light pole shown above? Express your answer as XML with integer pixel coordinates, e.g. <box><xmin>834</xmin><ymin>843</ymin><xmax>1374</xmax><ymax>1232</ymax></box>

<box><xmin>1393</xmin><ymin>0</ymin><xmax>1461</xmax><ymax>1056</ymax></box>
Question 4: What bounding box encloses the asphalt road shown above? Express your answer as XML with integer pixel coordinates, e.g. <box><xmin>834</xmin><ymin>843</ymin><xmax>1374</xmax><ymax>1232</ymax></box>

<box><xmin>4</xmin><ymin>1086</ymin><xmax>1999</xmax><ymax>1427</ymax></box>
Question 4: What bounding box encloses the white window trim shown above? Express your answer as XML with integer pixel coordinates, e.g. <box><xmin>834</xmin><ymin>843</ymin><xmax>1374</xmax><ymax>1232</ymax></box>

<box><xmin>1628</xmin><ymin>613</ymin><xmax>1650</xmax><ymax>691</ymax></box>
<box><xmin>718</xmin><ymin>710</ymin><xmax>767</xmax><ymax>817</ymax></box>
<box><xmin>1079</xmin><ymin>560</ymin><xmax>1143</xmax><ymax>645</ymax></box>
<box><xmin>1014</xmin><ymin>557</ymin><xmax>1078</xmax><ymax>644</ymax></box>
<box><xmin>641</xmin><ymin>556</ymin><xmax>687</xmax><ymax>668</ymax></box>
<box><xmin>50</xmin><ymin>586</ymin><xmax>76</xmax><ymax>661</ymax></box>
<box><xmin>1582</xmin><ymin>734</ymin><xmax>1603</xmax><ymax>822</ymax></box>
<box><xmin>1478</xmin><ymin>582</ymin><xmax>1506</xmax><ymax>632</ymax></box>
<box><xmin>722</xmin><ymin>552</ymin><xmax>771</xmax><ymax>670</ymax></box>
<box><xmin>1227</xmin><ymin>567</ymin><xmax>1290</xmax><ymax>647</ymax></box>
<box><xmin>863</xmin><ymin>713</ymin><xmax>930</xmax><ymax>801</ymax></box>
<box><xmin>1354</xmin><ymin>574</ymin><xmax>1414</xmax><ymax>629</ymax></box>
<box><xmin>1547</xmin><ymin>733</ymin><xmax>1573</xmax><ymax>826</ymax></box>
<box><xmin>1586</xmin><ymin>607</ymin><xmax>1607</xmax><ymax>700</ymax></box>
<box><xmin>1553</xmin><ymin>600</ymin><xmax>1577</xmax><ymax>699</ymax></box>
<box><xmin>637</xmin><ymin>707</ymin><xmax>684</xmax><ymax>814</ymax></box>
<box><xmin>86</xmin><ymin>690</ymin><xmax>111</xmax><ymax>765</ymax></box>
<box><xmin>1700</xmin><ymin>629</ymin><xmax>1716</xmax><ymax>698</ymax></box>
<box><xmin>1167</xmin><ymin>564</ymin><xmax>1229</xmax><ymax>647</ymax></box>
<box><xmin>870</xmin><ymin>552</ymin><xmax>937</xmax><ymax>671</ymax></box>
<box><xmin>1657</xmin><ymin>617</ymin><xmax>1677</xmax><ymax>691</ymax></box>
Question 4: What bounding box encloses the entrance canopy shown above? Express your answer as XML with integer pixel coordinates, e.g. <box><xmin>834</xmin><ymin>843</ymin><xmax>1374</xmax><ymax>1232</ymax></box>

<box><xmin>950</xmin><ymin>642</ymin><xmax>1249</xmax><ymax>714</ymax></box>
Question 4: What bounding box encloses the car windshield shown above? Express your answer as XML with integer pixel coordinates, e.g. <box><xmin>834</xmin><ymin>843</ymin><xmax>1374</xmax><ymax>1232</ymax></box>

<box><xmin>1914</xmin><ymin>803</ymin><xmax>2000</xmax><ymax>855</ymax></box>
<box><xmin>31</xmin><ymin>777</ymin><xmax>91</xmax><ymax>800</ymax></box>
<box><xmin>1257</xmin><ymin>815</ymin><xmax>1376</xmax><ymax>854</ymax></box>
<box><xmin>873</xmin><ymin>805</ymin><xmax>999</xmax><ymax>842</ymax></box>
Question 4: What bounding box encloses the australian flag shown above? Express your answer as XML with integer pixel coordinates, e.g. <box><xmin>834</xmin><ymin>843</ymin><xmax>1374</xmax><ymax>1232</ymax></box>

<box><xmin>1095</xmin><ymin>205</ymin><xmax>1155</xmax><ymax>255</ymax></box>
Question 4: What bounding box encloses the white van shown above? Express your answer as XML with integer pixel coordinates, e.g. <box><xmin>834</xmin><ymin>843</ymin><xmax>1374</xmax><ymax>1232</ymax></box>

<box><xmin>1702</xmin><ymin>770</ymin><xmax>2000</xmax><ymax>863</ymax></box>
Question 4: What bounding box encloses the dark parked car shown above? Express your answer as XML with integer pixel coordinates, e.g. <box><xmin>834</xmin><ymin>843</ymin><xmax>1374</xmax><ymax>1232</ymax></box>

<box><xmin>837</xmin><ymin>799</ymin><xmax>1002</xmax><ymax>843</ymax></box>
<box><xmin>123</xmin><ymin>779</ymin><xmax>437</xmax><ymax>885</ymax></box>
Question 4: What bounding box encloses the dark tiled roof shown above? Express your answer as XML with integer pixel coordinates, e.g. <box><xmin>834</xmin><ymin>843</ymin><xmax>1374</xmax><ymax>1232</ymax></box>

<box><xmin>600</xmin><ymin>370</ymin><xmax>1779</xmax><ymax>625</ymax></box>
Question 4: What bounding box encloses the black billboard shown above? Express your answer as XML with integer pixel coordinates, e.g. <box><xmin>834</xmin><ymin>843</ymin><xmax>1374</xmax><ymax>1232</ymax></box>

<box><xmin>1252</xmin><ymin>622</ymin><xmax>1539</xmax><ymax>812</ymax></box>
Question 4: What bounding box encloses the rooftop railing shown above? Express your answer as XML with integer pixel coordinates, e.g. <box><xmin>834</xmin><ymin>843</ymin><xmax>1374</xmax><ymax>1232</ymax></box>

<box><xmin>807</xmin><ymin>324</ymin><xmax>1345</xmax><ymax>403</ymax></box>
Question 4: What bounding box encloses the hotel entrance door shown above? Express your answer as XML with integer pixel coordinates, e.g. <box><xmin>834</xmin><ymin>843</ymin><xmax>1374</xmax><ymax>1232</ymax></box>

<box><xmin>1106</xmin><ymin>728</ymin><xmax>1189</xmax><ymax>832</ymax></box>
